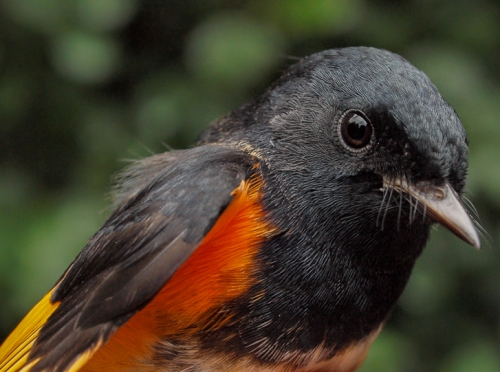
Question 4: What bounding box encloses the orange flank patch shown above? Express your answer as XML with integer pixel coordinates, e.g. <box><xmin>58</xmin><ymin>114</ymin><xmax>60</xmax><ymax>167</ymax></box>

<box><xmin>0</xmin><ymin>290</ymin><xmax>59</xmax><ymax>372</ymax></box>
<box><xmin>80</xmin><ymin>175</ymin><xmax>275</xmax><ymax>372</ymax></box>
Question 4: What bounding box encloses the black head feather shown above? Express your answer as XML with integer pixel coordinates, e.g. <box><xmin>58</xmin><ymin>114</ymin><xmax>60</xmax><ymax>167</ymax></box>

<box><xmin>202</xmin><ymin>47</ymin><xmax>468</xmax><ymax>192</ymax></box>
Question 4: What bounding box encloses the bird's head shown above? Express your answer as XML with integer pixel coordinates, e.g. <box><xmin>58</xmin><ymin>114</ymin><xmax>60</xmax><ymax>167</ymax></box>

<box><xmin>201</xmin><ymin>47</ymin><xmax>479</xmax><ymax>256</ymax></box>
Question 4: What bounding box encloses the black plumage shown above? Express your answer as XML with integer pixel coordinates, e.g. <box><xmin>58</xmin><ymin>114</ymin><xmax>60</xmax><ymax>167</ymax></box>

<box><xmin>1</xmin><ymin>46</ymin><xmax>479</xmax><ymax>372</ymax></box>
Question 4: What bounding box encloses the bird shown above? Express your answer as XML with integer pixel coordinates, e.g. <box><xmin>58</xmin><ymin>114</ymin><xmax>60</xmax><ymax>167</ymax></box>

<box><xmin>0</xmin><ymin>46</ymin><xmax>480</xmax><ymax>372</ymax></box>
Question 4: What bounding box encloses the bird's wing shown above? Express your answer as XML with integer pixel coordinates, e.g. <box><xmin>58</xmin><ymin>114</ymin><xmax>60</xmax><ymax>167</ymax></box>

<box><xmin>0</xmin><ymin>145</ymin><xmax>256</xmax><ymax>372</ymax></box>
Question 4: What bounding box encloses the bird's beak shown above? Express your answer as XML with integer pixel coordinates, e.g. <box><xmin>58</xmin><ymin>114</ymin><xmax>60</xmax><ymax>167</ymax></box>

<box><xmin>383</xmin><ymin>177</ymin><xmax>481</xmax><ymax>249</ymax></box>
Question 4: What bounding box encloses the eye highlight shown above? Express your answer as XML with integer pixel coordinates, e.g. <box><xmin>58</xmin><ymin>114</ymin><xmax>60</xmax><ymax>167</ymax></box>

<box><xmin>338</xmin><ymin>110</ymin><xmax>373</xmax><ymax>152</ymax></box>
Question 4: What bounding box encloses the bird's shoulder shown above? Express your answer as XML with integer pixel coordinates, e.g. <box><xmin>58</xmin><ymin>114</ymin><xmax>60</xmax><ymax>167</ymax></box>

<box><xmin>0</xmin><ymin>143</ymin><xmax>266</xmax><ymax>372</ymax></box>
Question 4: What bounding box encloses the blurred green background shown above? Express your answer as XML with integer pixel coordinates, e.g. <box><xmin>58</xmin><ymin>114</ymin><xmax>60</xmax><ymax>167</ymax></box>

<box><xmin>0</xmin><ymin>1</ymin><xmax>499</xmax><ymax>371</ymax></box>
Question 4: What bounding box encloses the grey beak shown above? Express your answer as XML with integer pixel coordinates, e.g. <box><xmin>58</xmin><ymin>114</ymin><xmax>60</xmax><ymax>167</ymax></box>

<box><xmin>383</xmin><ymin>178</ymin><xmax>481</xmax><ymax>249</ymax></box>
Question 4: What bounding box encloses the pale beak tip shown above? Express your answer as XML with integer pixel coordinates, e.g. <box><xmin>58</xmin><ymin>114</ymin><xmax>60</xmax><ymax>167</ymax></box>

<box><xmin>467</xmin><ymin>231</ymin><xmax>481</xmax><ymax>250</ymax></box>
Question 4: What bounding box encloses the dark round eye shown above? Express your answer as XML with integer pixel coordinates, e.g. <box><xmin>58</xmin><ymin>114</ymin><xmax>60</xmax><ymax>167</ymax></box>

<box><xmin>339</xmin><ymin>110</ymin><xmax>373</xmax><ymax>151</ymax></box>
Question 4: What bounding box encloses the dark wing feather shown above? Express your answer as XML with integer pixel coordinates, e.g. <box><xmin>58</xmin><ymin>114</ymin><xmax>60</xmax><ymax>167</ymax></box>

<box><xmin>27</xmin><ymin>144</ymin><xmax>255</xmax><ymax>372</ymax></box>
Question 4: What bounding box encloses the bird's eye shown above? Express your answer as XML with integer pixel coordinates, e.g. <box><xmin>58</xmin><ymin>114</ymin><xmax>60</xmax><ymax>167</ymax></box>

<box><xmin>338</xmin><ymin>110</ymin><xmax>373</xmax><ymax>151</ymax></box>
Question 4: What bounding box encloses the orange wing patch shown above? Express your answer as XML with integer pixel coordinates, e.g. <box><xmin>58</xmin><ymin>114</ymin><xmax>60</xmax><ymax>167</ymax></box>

<box><xmin>158</xmin><ymin>174</ymin><xmax>272</xmax><ymax>324</ymax></box>
<box><xmin>0</xmin><ymin>291</ymin><xmax>59</xmax><ymax>372</ymax></box>
<box><xmin>80</xmin><ymin>175</ymin><xmax>274</xmax><ymax>371</ymax></box>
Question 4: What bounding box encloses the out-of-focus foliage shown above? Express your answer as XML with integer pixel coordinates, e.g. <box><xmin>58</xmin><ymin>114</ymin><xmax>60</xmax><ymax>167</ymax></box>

<box><xmin>0</xmin><ymin>1</ymin><xmax>499</xmax><ymax>371</ymax></box>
